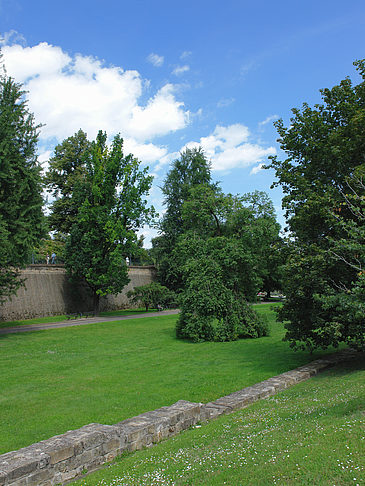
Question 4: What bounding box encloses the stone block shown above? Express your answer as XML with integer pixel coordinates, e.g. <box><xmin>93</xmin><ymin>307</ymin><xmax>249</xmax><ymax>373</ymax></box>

<box><xmin>48</xmin><ymin>445</ymin><xmax>74</xmax><ymax>465</ymax></box>
<box><xmin>8</xmin><ymin>477</ymin><xmax>28</xmax><ymax>486</ymax></box>
<box><xmin>25</xmin><ymin>468</ymin><xmax>52</xmax><ymax>485</ymax></box>
<box><xmin>201</xmin><ymin>403</ymin><xmax>231</xmax><ymax>421</ymax></box>
<box><xmin>1</xmin><ymin>456</ymin><xmax>39</xmax><ymax>482</ymax></box>
<box><xmin>102</xmin><ymin>438</ymin><xmax>122</xmax><ymax>454</ymax></box>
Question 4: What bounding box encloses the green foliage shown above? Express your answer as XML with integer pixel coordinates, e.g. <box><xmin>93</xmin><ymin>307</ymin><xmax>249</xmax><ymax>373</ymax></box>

<box><xmin>0</xmin><ymin>67</ymin><xmax>45</xmax><ymax>301</ymax></box>
<box><xmin>44</xmin><ymin>129</ymin><xmax>91</xmax><ymax>234</ymax></box>
<box><xmin>267</xmin><ymin>59</ymin><xmax>365</xmax><ymax>350</ymax></box>
<box><xmin>64</xmin><ymin>131</ymin><xmax>155</xmax><ymax>312</ymax></box>
<box><xmin>176</xmin><ymin>233</ymin><xmax>269</xmax><ymax>342</ymax></box>
<box><xmin>33</xmin><ymin>235</ymin><xmax>66</xmax><ymax>263</ymax></box>
<box><xmin>151</xmin><ymin>147</ymin><xmax>213</xmax><ymax>291</ymax></box>
<box><xmin>127</xmin><ymin>282</ymin><xmax>175</xmax><ymax>311</ymax></box>
<box><xmin>175</xmin><ymin>188</ymin><xmax>275</xmax><ymax>342</ymax></box>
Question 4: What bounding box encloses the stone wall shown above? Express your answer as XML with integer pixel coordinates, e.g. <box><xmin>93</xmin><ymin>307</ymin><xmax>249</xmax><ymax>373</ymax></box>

<box><xmin>0</xmin><ymin>265</ymin><xmax>156</xmax><ymax>321</ymax></box>
<box><xmin>0</xmin><ymin>349</ymin><xmax>356</xmax><ymax>486</ymax></box>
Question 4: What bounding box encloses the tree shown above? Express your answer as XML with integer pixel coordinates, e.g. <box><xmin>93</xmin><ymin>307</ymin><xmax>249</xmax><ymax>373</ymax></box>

<box><xmin>127</xmin><ymin>282</ymin><xmax>175</xmax><ymax>311</ymax></box>
<box><xmin>0</xmin><ymin>63</ymin><xmax>45</xmax><ymax>302</ymax></box>
<box><xmin>44</xmin><ymin>129</ymin><xmax>91</xmax><ymax>234</ymax></box>
<box><xmin>175</xmin><ymin>185</ymin><xmax>271</xmax><ymax>341</ymax></box>
<box><xmin>151</xmin><ymin>147</ymin><xmax>213</xmax><ymax>291</ymax></box>
<box><xmin>65</xmin><ymin>131</ymin><xmax>155</xmax><ymax>313</ymax></box>
<box><xmin>267</xmin><ymin>59</ymin><xmax>365</xmax><ymax>350</ymax></box>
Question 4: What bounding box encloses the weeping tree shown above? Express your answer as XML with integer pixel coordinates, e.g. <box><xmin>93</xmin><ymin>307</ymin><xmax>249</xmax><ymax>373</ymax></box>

<box><xmin>175</xmin><ymin>185</ymin><xmax>275</xmax><ymax>341</ymax></box>
<box><xmin>65</xmin><ymin>131</ymin><xmax>155</xmax><ymax>313</ymax></box>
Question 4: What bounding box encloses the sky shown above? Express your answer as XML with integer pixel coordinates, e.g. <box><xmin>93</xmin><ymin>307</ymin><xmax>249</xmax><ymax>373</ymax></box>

<box><xmin>1</xmin><ymin>0</ymin><xmax>364</xmax><ymax>245</ymax></box>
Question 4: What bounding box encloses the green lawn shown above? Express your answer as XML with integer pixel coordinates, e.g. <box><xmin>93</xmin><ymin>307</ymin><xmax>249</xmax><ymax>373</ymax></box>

<box><xmin>74</xmin><ymin>354</ymin><xmax>365</xmax><ymax>486</ymax></box>
<box><xmin>0</xmin><ymin>308</ymin><xmax>154</xmax><ymax>329</ymax></box>
<box><xmin>0</xmin><ymin>305</ymin><xmax>344</xmax><ymax>454</ymax></box>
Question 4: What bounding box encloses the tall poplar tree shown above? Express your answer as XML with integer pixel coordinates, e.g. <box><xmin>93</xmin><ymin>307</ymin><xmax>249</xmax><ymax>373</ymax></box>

<box><xmin>0</xmin><ymin>62</ymin><xmax>44</xmax><ymax>302</ymax></box>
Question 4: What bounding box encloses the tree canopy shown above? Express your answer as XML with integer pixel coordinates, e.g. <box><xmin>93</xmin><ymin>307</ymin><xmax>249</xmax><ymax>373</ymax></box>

<box><xmin>0</xmin><ymin>64</ymin><xmax>45</xmax><ymax>302</ymax></box>
<box><xmin>175</xmin><ymin>185</ymin><xmax>276</xmax><ymax>341</ymax></box>
<box><xmin>65</xmin><ymin>131</ymin><xmax>155</xmax><ymax>313</ymax></box>
<box><xmin>151</xmin><ymin>147</ymin><xmax>214</xmax><ymax>291</ymax></box>
<box><xmin>44</xmin><ymin>129</ymin><xmax>91</xmax><ymax>234</ymax></box>
<box><xmin>267</xmin><ymin>59</ymin><xmax>365</xmax><ymax>351</ymax></box>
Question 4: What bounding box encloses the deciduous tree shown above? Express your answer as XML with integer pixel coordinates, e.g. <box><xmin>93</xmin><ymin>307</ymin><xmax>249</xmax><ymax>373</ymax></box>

<box><xmin>175</xmin><ymin>185</ymin><xmax>273</xmax><ymax>341</ymax></box>
<box><xmin>267</xmin><ymin>59</ymin><xmax>365</xmax><ymax>350</ymax></box>
<box><xmin>65</xmin><ymin>131</ymin><xmax>155</xmax><ymax>313</ymax></box>
<box><xmin>151</xmin><ymin>147</ymin><xmax>213</xmax><ymax>291</ymax></box>
<box><xmin>44</xmin><ymin>129</ymin><xmax>90</xmax><ymax>234</ymax></box>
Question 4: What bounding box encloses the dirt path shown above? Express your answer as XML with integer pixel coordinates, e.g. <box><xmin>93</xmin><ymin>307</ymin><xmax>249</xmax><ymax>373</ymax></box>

<box><xmin>0</xmin><ymin>309</ymin><xmax>180</xmax><ymax>335</ymax></box>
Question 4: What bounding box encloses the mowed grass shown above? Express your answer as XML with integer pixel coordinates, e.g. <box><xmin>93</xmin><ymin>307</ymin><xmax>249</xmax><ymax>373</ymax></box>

<box><xmin>0</xmin><ymin>308</ymin><xmax>154</xmax><ymax>329</ymax></box>
<box><xmin>0</xmin><ymin>305</ymin><xmax>343</xmax><ymax>454</ymax></box>
<box><xmin>74</xmin><ymin>354</ymin><xmax>365</xmax><ymax>486</ymax></box>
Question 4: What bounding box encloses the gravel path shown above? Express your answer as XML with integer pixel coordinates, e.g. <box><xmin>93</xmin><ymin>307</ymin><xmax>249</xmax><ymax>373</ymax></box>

<box><xmin>0</xmin><ymin>309</ymin><xmax>180</xmax><ymax>335</ymax></box>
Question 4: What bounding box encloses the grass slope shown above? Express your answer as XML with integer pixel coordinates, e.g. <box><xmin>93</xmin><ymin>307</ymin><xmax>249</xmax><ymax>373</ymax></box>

<box><xmin>0</xmin><ymin>305</ymin><xmax>343</xmax><ymax>454</ymax></box>
<box><xmin>75</xmin><ymin>354</ymin><xmax>365</xmax><ymax>485</ymax></box>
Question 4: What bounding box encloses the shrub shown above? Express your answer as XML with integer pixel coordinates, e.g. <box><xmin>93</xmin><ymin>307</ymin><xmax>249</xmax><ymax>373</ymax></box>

<box><xmin>127</xmin><ymin>282</ymin><xmax>175</xmax><ymax>311</ymax></box>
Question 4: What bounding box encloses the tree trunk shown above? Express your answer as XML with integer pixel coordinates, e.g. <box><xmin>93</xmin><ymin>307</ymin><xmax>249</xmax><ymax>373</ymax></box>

<box><xmin>93</xmin><ymin>291</ymin><xmax>100</xmax><ymax>315</ymax></box>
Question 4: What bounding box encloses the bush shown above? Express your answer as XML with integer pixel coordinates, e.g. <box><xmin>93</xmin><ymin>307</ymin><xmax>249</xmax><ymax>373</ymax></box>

<box><xmin>127</xmin><ymin>282</ymin><xmax>175</xmax><ymax>311</ymax></box>
<box><xmin>176</xmin><ymin>294</ymin><xmax>269</xmax><ymax>343</ymax></box>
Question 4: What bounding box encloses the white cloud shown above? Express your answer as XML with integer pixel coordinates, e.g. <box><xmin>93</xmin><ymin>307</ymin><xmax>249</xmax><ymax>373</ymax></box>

<box><xmin>128</xmin><ymin>84</ymin><xmax>189</xmax><ymax>141</ymax></box>
<box><xmin>259</xmin><ymin>114</ymin><xmax>279</xmax><ymax>127</ymax></box>
<box><xmin>1</xmin><ymin>41</ymin><xmax>190</xmax><ymax>166</ymax></box>
<box><xmin>180</xmin><ymin>51</ymin><xmax>192</xmax><ymax>60</ymax></box>
<box><xmin>0</xmin><ymin>30</ymin><xmax>26</xmax><ymax>47</ymax></box>
<box><xmin>250</xmin><ymin>163</ymin><xmax>264</xmax><ymax>175</ymax></box>
<box><xmin>172</xmin><ymin>65</ymin><xmax>190</xmax><ymax>76</ymax></box>
<box><xmin>217</xmin><ymin>97</ymin><xmax>235</xmax><ymax>108</ymax></box>
<box><xmin>123</xmin><ymin>139</ymin><xmax>168</xmax><ymax>165</ymax></box>
<box><xmin>147</xmin><ymin>53</ymin><xmax>164</xmax><ymax>67</ymax></box>
<box><xmin>182</xmin><ymin>124</ymin><xmax>276</xmax><ymax>172</ymax></box>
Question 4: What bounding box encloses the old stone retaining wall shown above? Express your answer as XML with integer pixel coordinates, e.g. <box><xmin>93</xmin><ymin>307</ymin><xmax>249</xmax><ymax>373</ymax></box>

<box><xmin>0</xmin><ymin>265</ymin><xmax>156</xmax><ymax>321</ymax></box>
<box><xmin>0</xmin><ymin>349</ymin><xmax>356</xmax><ymax>486</ymax></box>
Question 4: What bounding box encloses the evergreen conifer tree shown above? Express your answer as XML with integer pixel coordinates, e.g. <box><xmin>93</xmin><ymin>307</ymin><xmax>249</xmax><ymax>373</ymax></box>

<box><xmin>0</xmin><ymin>60</ymin><xmax>44</xmax><ymax>302</ymax></box>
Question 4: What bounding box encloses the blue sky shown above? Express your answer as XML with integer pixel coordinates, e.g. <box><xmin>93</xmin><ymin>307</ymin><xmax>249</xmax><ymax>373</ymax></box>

<box><xmin>1</xmin><ymin>0</ymin><xmax>364</xmax><ymax>243</ymax></box>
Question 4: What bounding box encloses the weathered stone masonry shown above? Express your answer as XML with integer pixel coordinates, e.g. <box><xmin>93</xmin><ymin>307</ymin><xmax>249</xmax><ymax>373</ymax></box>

<box><xmin>0</xmin><ymin>349</ymin><xmax>357</xmax><ymax>486</ymax></box>
<box><xmin>0</xmin><ymin>265</ymin><xmax>156</xmax><ymax>321</ymax></box>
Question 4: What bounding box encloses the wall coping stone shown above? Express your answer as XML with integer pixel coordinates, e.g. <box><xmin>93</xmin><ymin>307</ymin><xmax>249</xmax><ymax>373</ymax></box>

<box><xmin>0</xmin><ymin>349</ymin><xmax>359</xmax><ymax>486</ymax></box>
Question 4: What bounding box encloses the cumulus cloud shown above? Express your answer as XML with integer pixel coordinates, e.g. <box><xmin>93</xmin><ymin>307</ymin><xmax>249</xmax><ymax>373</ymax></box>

<box><xmin>1</xmin><ymin>40</ymin><xmax>190</xmax><ymax>166</ymax></box>
<box><xmin>147</xmin><ymin>53</ymin><xmax>164</xmax><ymax>67</ymax></box>
<box><xmin>172</xmin><ymin>65</ymin><xmax>190</xmax><ymax>76</ymax></box>
<box><xmin>183</xmin><ymin>124</ymin><xmax>276</xmax><ymax>172</ymax></box>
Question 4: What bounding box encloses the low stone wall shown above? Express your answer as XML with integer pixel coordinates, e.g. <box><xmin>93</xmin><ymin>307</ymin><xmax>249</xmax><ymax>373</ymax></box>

<box><xmin>0</xmin><ymin>349</ymin><xmax>356</xmax><ymax>486</ymax></box>
<box><xmin>0</xmin><ymin>265</ymin><xmax>156</xmax><ymax>321</ymax></box>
